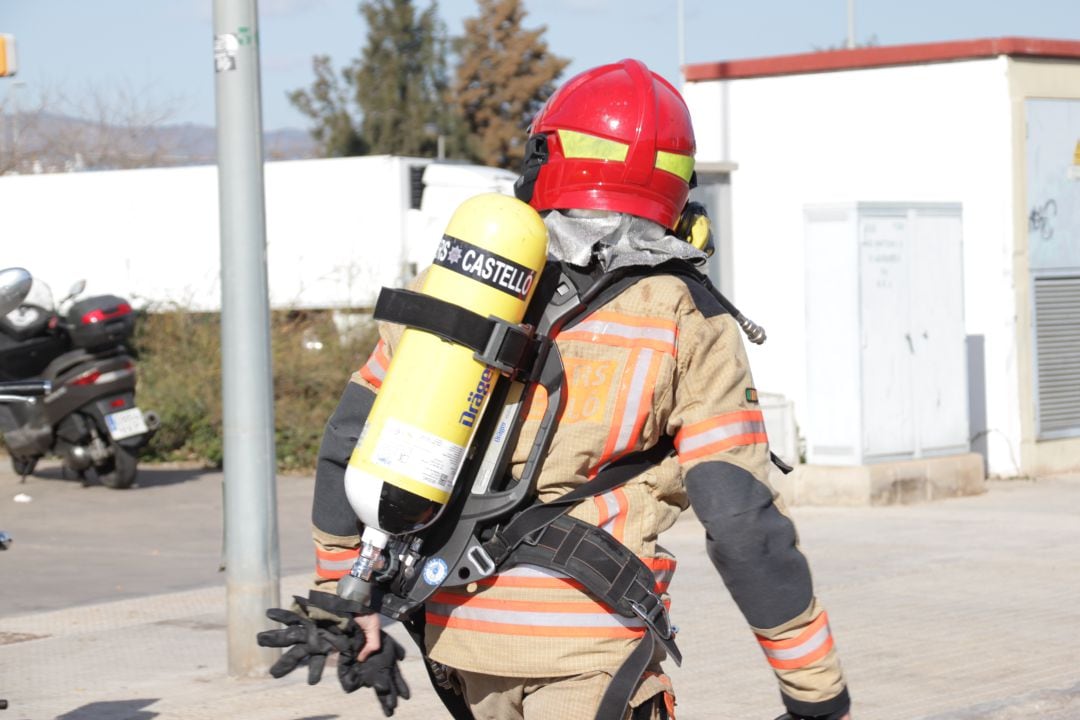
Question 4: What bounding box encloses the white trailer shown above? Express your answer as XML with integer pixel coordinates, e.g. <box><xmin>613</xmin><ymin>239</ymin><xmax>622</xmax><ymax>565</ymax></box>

<box><xmin>1</xmin><ymin>155</ymin><xmax>517</xmax><ymax>312</ymax></box>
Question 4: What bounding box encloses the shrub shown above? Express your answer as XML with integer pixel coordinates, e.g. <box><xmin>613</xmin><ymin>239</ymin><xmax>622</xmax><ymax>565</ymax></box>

<box><xmin>133</xmin><ymin>307</ymin><xmax>377</xmax><ymax>472</ymax></box>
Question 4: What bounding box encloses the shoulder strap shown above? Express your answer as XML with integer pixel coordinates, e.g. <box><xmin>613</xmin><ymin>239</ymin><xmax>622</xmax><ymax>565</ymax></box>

<box><xmin>481</xmin><ymin>438</ymin><xmax>674</xmax><ymax>565</ymax></box>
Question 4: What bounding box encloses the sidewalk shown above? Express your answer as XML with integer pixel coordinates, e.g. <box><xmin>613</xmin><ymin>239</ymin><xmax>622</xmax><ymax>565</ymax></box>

<box><xmin>2</xmin><ymin>468</ymin><xmax>1079</xmax><ymax>719</ymax></box>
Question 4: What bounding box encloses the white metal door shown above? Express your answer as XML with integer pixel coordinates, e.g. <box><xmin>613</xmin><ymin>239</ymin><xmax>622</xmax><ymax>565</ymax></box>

<box><xmin>910</xmin><ymin>210</ymin><xmax>969</xmax><ymax>455</ymax></box>
<box><xmin>859</xmin><ymin>212</ymin><xmax>915</xmax><ymax>459</ymax></box>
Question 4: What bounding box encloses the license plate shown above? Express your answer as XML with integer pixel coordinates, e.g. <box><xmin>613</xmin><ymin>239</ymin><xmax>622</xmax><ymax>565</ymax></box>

<box><xmin>105</xmin><ymin>407</ymin><xmax>149</xmax><ymax>440</ymax></box>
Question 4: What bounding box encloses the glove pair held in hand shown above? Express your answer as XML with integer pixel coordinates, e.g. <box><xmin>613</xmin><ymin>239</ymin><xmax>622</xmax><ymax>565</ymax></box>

<box><xmin>257</xmin><ymin>594</ymin><xmax>410</xmax><ymax>717</ymax></box>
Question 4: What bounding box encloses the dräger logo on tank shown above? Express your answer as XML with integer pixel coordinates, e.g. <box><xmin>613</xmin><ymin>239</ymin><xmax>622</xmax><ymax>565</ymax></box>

<box><xmin>434</xmin><ymin>235</ymin><xmax>536</xmax><ymax>300</ymax></box>
<box><xmin>459</xmin><ymin>367</ymin><xmax>495</xmax><ymax>428</ymax></box>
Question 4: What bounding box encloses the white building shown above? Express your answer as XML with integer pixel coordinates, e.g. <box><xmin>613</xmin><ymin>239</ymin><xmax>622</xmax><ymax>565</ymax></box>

<box><xmin>682</xmin><ymin>37</ymin><xmax>1080</xmax><ymax>479</ymax></box>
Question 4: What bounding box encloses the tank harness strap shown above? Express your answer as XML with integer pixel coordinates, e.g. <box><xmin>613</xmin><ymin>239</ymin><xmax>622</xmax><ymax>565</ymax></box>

<box><xmin>373</xmin><ymin>287</ymin><xmax>540</xmax><ymax>379</ymax></box>
<box><xmin>482</xmin><ymin>438</ymin><xmax>675</xmax><ymax>561</ymax></box>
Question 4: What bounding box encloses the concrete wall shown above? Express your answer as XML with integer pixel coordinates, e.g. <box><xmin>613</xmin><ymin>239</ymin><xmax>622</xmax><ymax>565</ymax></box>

<box><xmin>683</xmin><ymin>58</ymin><xmax>1020</xmax><ymax>475</ymax></box>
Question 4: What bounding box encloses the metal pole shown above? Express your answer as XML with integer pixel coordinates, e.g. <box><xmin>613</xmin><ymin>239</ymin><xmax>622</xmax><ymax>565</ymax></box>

<box><xmin>11</xmin><ymin>81</ymin><xmax>23</xmax><ymax>168</ymax></box>
<box><xmin>212</xmin><ymin>0</ymin><xmax>280</xmax><ymax>678</ymax></box>
<box><xmin>846</xmin><ymin>0</ymin><xmax>856</xmax><ymax>49</ymax></box>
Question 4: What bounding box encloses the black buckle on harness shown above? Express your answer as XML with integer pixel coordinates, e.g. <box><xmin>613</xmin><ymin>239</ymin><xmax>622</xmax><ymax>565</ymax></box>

<box><xmin>519</xmin><ymin>523</ymin><xmax>547</xmax><ymax>547</ymax></box>
<box><xmin>629</xmin><ymin>597</ymin><xmax>674</xmax><ymax>642</ymax></box>
<box><xmin>475</xmin><ymin>317</ymin><xmax>537</xmax><ymax>379</ymax></box>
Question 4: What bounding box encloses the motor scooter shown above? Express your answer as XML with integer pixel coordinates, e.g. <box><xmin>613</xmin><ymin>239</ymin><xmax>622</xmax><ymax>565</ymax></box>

<box><xmin>0</xmin><ymin>271</ymin><xmax>158</xmax><ymax>489</ymax></box>
<box><xmin>0</xmin><ymin>267</ymin><xmax>37</xmax><ymax>553</ymax></box>
<box><xmin>0</xmin><ymin>269</ymin><xmax>40</xmax><ymax>713</ymax></box>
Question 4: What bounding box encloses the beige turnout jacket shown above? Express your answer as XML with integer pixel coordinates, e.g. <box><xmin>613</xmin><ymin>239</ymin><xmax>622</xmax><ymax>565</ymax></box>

<box><xmin>312</xmin><ymin>268</ymin><xmax>848</xmax><ymax>712</ymax></box>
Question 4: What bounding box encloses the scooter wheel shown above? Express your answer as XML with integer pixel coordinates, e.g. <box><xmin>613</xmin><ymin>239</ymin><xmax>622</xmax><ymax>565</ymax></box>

<box><xmin>94</xmin><ymin>443</ymin><xmax>138</xmax><ymax>490</ymax></box>
<box><xmin>11</xmin><ymin>455</ymin><xmax>37</xmax><ymax>478</ymax></box>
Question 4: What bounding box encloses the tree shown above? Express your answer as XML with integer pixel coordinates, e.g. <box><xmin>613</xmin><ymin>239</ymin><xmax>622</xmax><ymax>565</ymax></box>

<box><xmin>453</xmin><ymin>0</ymin><xmax>569</xmax><ymax>170</ymax></box>
<box><xmin>351</xmin><ymin>0</ymin><xmax>450</xmax><ymax>157</ymax></box>
<box><xmin>288</xmin><ymin>1</ymin><xmax>450</xmax><ymax>159</ymax></box>
<box><xmin>287</xmin><ymin>55</ymin><xmax>368</xmax><ymax>158</ymax></box>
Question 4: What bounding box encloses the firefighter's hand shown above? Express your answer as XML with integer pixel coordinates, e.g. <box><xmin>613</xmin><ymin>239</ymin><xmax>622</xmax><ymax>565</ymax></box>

<box><xmin>256</xmin><ymin>596</ymin><xmax>354</xmax><ymax>685</ymax></box>
<box><xmin>354</xmin><ymin>609</ymin><xmax>383</xmax><ymax>661</ymax></box>
<box><xmin>338</xmin><ymin>629</ymin><xmax>411</xmax><ymax>717</ymax></box>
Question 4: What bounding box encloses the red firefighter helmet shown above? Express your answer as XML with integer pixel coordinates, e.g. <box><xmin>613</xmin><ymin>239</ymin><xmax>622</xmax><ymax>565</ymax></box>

<box><xmin>515</xmin><ymin>58</ymin><xmax>696</xmax><ymax>230</ymax></box>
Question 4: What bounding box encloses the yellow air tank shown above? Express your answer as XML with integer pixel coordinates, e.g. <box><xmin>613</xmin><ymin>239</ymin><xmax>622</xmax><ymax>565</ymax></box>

<box><xmin>344</xmin><ymin>193</ymin><xmax>548</xmax><ymax>557</ymax></box>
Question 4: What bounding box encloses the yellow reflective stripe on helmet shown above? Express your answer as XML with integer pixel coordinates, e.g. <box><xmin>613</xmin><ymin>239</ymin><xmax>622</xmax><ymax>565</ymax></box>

<box><xmin>655</xmin><ymin>150</ymin><xmax>695</xmax><ymax>182</ymax></box>
<box><xmin>557</xmin><ymin>128</ymin><xmax>694</xmax><ymax>183</ymax></box>
<box><xmin>557</xmin><ymin>129</ymin><xmax>629</xmax><ymax>162</ymax></box>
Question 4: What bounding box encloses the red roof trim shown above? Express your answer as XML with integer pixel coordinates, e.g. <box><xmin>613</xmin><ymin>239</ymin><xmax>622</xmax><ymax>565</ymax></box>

<box><xmin>684</xmin><ymin>37</ymin><xmax>1080</xmax><ymax>82</ymax></box>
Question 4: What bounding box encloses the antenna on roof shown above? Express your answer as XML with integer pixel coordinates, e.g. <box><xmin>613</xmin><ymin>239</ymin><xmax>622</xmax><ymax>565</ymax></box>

<box><xmin>846</xmin><ymin>0</ymin><xmax>856</xmax><ymax>49</ymax></box>
<box><xmin>677</xmin><ymin>0</ymin><xmax>686</xmax><ymax>74</ymax></box>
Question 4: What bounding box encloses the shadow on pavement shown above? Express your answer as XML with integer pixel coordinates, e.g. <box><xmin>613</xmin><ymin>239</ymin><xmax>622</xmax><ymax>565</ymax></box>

<box><xmin>57</xmin><ymin>698</ymin><xmax>159</xmax><ymax>719</ymax></box>
<box><xmin>128</xmin><ymin>465</ymin><xmax>214</xmax><ymax>488</ymax></box>
<box><xmin>17</xmin><ymin>463</ymin><xmax>212</xmax><ymax>489</ymax></box>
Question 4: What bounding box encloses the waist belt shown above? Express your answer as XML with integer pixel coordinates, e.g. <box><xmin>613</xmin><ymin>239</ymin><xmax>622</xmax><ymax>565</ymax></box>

<box><xmin>492</xmin><ymin>514</ymin><xmax>679</xmax><ymax>658</ymax></box>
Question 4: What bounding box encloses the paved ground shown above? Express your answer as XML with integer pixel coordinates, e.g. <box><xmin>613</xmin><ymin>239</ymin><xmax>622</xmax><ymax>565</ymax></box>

<box><xmin>1</xmin><ymin>458</ymin><xmax>1078</xmax><ymax>719</ymax></box>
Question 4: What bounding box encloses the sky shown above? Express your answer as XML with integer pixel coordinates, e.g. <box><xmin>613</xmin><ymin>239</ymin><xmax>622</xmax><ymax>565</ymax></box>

<box><xmin>2</xmin><ymin>0</ymin><xmax>1080</xmax><ymax>132</ymax></box>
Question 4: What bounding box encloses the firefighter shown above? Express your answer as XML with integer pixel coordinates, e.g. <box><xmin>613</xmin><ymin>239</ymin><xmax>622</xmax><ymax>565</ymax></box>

<box><xmin>260</xmin><ymin>58</ymin><xmax>852</xmax><ymax>720</ymax></box>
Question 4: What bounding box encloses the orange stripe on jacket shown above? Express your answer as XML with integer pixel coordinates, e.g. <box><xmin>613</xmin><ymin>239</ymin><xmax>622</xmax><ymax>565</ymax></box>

<box><xmin>675</xmin><ymin>409</ymin><xmax>768</xmax><ymax>462</ymax></box>
<box><xmin>559</xmin><ymin>331</ymin><xmax>676</xmax><ymax>355</ymax></box>
<box><xmin>358</xmin><ymin>339</ymin><xmax>389</xmax><ymax>388</ymax></box>
<box><xmin>429</xmin><ymin>593</ymin><xmax>619</xmax><ymax>614</ymax></box>
<box><xmin>593</xmin><ymin>348</ymin><xmax>663</xmax><ymax>476</ymax></box>
<box><xmin>475</xmin><ymin>559</ymin><xmax>675</xmax><ymax>594</ymax></box>
<box><xmin>557</xmin><ymin>310</ymin><xmax>677</xmax><ymax>355</ymax></box>
<box><xmin>426</xmin><ymin>588</ymin><xmax>671</xmax><ymax>640</ymax></box>
<box><xmin>314</xmin><ymin>547</ymin><xmax>358</xmax><ymax>579</ymax></box>
<box><xmin>475</xmin><ymin>573</ymin><xmax>587</xmax><ymax>591</ymax></box>
<box><xmin>424</xmin><ymin>614</ymin><xmax>648</xmax><ymax>639</ymax></box>
<box><xmin>644</xmin><ymin>556</ymin><xmax>677</xmax><ymax>593</ymax></box>
<box><xmin>572</xmin><ymin>309</ymin><xmax>679</xmax><ymax>331</ymax></box>
<box><xmin>593</xmin><ymin>488</ymin><xmax>629</xmax><ymax>543</ymax></box>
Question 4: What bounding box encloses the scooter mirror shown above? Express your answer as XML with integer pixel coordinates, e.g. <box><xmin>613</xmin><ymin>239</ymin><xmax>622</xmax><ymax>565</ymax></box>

<box><xmin>0</xmin><ymin>267</ymin><xmax>33</xmax><ymax>317</ymax></box>
<box><xmin>66</xmin><ymin>279</ymin><xmax>87</xmax><ymax>300</ymax></box>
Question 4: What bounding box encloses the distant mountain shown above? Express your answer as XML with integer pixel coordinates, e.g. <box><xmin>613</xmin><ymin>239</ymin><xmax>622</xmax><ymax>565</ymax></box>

<box><xmin>1</xmin><ymin>111</ymin><xmax>319</xmax><ymax>174</ymax></box>
<box><xmin>151</xmin><ymin>122</ymin><xmax>320</xmax><ymax>162</ymax></box>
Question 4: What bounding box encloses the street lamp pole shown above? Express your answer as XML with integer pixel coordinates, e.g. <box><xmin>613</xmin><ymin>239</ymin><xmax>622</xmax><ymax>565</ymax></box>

<box><xmin>211</xmin><ymin>0</ymin><xmax>281</xmax><ymax>678</ymax></box>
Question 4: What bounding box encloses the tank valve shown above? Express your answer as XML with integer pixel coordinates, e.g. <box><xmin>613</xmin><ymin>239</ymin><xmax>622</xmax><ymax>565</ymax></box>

<box><xmin>337</xmin><ymin>528</ymin><xmax>389</xmax><ymax>605</ymax></box>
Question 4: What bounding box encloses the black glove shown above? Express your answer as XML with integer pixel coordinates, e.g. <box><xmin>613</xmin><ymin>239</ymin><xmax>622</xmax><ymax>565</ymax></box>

<box><xmin>338</xmin><ymin>630</ymin><xmax>411</xmax><ymax>717</ymax></box>
<box><xmin>256</xmin><ymin>595</ymin><xmax>355</xmax><ymax>685</ymax></box>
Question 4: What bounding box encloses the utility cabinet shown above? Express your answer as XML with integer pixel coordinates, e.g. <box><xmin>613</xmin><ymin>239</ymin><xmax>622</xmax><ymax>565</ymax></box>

<box><xmin>804</xmin><ymin>203</ymin><xmax>969</xmax><ymax>465</ymax></box>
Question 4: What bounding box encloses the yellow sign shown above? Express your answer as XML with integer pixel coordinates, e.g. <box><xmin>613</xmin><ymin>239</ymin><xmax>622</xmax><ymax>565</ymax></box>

<box><xmin>0</xmin><ymin>34</ymin><xmax>16</xmax><ymax>77</ymax></box>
